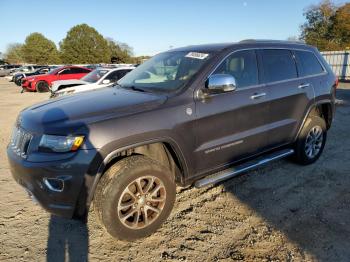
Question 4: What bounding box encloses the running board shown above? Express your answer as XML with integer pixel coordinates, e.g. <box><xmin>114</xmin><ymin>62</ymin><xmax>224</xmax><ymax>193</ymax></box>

<box><xmin>194</xmin><ymin>149</ymin><xmax>294</xmax><ymax>188</ymax></box>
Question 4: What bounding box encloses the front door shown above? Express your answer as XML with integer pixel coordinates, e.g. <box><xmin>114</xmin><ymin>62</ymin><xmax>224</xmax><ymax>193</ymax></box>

<box><xmin>194</xmin><ymin>50</ymin><xmax>270</xmax><ymax>174</ymax></box>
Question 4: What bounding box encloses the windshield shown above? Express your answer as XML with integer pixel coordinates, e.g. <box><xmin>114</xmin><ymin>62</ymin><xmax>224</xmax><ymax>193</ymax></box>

<box><xmin>81</xmin><ymin>69</ymin><xmax>109</xmax><ymax>83</ymax></box>
<box><xmin>117</xmin><ymin>51</ymin><xmax>211</xmax><ymax>92</ymax></box>
<box><xmin>49</xmin><ymin>67</ymin><xmax>63</xmax><ymax>75</ymax></box>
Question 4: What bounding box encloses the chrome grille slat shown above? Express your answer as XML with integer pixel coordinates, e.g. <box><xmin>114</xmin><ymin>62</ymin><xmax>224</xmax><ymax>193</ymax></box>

<box><xmin>10</xmin><ymin>127</ymin><xmax>32</xmax><ymax>158</ymax></box>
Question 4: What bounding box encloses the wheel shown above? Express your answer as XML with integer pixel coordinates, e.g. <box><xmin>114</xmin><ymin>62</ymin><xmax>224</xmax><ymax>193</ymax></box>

<box><xmin>35</xmin><ymin>81</ymin><xmax>49</xmax><ymax>92</ymax></box>
<box><xmin>294</xmin><ymin>116</ymin><xmax>327</xmax><ymax>165</ymax></box>
<box><xmin>94</xmin><ymin>155</ymin><xmax>176</xmax><ymax>241</ymax></box>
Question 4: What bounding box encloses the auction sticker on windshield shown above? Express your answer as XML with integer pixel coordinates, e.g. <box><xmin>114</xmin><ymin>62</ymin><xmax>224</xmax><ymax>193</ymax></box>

<box><xmin>185</xmin><ymin>52</ymin><xmax>209</xmax><ymax>60</ymax></box>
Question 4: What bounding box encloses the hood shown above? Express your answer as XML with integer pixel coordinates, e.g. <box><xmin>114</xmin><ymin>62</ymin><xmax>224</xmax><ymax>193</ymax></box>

<box><xmin>19</xmin><ymin>87</ymin><xmax>167</xmax><ymax>134</ymax></box>
<box><xmin>51</xmin><ymin>79</ymin><xmax>88</xmax><ymax>92</ymax></box>
<box><xmin>55</xmin><ymin>82</ymin><xmax>96</xmax><ymax>94</ymax></box>
<box><xmin>24</xmin><ymin>74</ymin><xmax>47</xmax><ymax>81</ymax></box>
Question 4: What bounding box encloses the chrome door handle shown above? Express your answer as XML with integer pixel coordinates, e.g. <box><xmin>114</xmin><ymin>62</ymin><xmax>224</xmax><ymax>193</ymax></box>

<box><xmin>298</xmin><ymin>83</ymin><xmax>310</xmax><ymax>89</ymax></box>
<box><xmin>250</xmin><ymin>93</ymin><xmax>266</xmax><ymax>100</ymax></box>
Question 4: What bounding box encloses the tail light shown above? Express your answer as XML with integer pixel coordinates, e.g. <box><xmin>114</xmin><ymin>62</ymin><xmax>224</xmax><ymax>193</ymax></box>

<box><xmin>335</xmin><ymin>77</ymin><xmax>339</xmax><ymax>88</ymax></box>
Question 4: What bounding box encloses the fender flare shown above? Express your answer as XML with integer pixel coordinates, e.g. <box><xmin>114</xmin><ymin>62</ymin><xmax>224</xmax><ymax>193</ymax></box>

<box><xmin>85</xmin><ymin>137</ymin><xmax>188</xmax><ymax>207</ymax></box>
<box><xmin>294</xmin><ymin>99</ymin><xmax>333</xmax><ymax>141</ymax></box>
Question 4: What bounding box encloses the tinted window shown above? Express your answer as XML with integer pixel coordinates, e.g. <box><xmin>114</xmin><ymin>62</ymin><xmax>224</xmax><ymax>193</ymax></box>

<box><xmin>261</xmin><ymin>49</ymin><xmax>297</xmax><ymax>82</ymax></box>
<box><xmin>213</xmin><ymin>50</ymin><xmax>258</xmax><ymax>88</ymax></box>
<box><xmin>70</xmin><ymin>67</ymin><xmax>90</xmax><ymax>74</ymax></box>
<box><xmin>295</xmin><ymin>50</ymin><xmax>324</xmax><ymax>77</ymax></box>
<box><xmin>105</xmin><ymin>70</ymin><xmax>131</xmax><ymax>82</ymax></box>
<box><xmin>59</xmin><ymin>68</ymin><xmax>71</xmax><ymax>75</ymax></box>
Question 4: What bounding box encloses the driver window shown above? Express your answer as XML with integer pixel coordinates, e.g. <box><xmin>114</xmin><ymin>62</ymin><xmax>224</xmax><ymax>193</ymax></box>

<box><xmin>58</xmin><ymin>68</ymin><xmax>71</xmax><ymax>75</ymax></box>
<box><xmin>213</xmin><ymin>50</ymin><xmax>258</xmax><ymax>88</ymax></box>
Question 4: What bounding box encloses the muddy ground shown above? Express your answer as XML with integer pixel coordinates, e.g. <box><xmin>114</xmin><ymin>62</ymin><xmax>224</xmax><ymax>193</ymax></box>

<box><xmin>0</xmin><ymin>77</ymin><xmax>350</xmax><ymax>262</ymax></box>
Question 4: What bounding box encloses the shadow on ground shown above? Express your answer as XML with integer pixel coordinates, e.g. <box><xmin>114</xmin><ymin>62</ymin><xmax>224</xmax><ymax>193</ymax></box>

<box><xmin>220</xmin><ymin>85</ymin><xmax>350</xmax><ymax>261</ymax></box>
<box><xmin>47</xmin><ymin>215</ymin><xmax>89</xmax><ymax>262</ymax></box>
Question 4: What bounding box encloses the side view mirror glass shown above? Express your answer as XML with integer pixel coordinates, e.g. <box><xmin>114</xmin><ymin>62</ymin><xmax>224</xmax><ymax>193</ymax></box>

<box><xmin>102</xmin><ymin>79</ymin><xmax>111</xmax><ymax>84</ymax></box>
<box><xmin>206</xmin><ymin>74</ymin><xmax>237</xmax><ymax>93</ymax></box>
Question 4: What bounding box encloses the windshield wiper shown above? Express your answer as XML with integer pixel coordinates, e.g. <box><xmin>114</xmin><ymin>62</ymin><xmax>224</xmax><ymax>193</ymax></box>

<box><xmin>120</xmin><ymin>85</ymin><xmax>147</xmax><ymax>92</ymax></box>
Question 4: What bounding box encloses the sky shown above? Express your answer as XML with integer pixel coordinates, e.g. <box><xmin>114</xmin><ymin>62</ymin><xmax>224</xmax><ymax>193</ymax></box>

<box><xmin>0</xmin><ymin>0</ymin><xmax>347</xmax><ymax>56</ymax></box>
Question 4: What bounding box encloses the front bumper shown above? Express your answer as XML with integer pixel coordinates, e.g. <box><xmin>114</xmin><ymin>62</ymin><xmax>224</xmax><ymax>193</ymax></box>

<box><xmin>7</xmin><ymin>147</ymin><xmax>98</xmax><ymax>218</ymax></box>
<box><xmin>21</xmin><ymin>81</ymin><xmax>35</xmax><ymax>91</ymax></box>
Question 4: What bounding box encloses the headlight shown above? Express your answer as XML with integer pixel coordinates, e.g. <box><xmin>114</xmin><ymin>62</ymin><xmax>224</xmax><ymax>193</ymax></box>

<box><xmin>39</xmin><ymin>135</ymin><xmax>84</xmax><ymax>153</ymax></box>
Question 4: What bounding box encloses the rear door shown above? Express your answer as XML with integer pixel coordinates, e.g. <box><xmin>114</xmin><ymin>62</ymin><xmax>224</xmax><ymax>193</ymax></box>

<box><xmin>194</xmin><ymin>50</ymin><xmax>270</xmax><ymax>174</ymax></box>
<box><xmin>259</xmin><ymin>49</ymin><xmax>315</xmax><ymax>148</ymax></box>
<box><xmin>69</xmin><ymin>67</ymin><xmax>91</xmax><ymax>79</ymax></box>
<box><xmin>57</xmin><ymin>68</ymin><xmax>73</xmax><ymax>80</ymax></box>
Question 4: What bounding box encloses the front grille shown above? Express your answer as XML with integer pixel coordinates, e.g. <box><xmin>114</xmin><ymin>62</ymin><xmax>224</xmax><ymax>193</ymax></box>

<box><xmin>10</xmin><ymin>127</ymin><xmax>33</xmax><ymax>158</ymax></box>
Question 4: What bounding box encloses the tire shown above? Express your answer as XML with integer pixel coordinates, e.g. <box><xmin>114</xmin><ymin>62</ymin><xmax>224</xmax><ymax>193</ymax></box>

<box><xmin>294</xmin><ymin>116</ymin><xmax>327</xmax><ymax>165</ymax></box>
<box><xmin>35</xmin><ymin>81</ymin><xmax>49</xmax><ymax>92</ymax></box>
<box><xmin>94</xmin><ymin>155</ymin><xmax>176</xmax><ymax>241</ymax></box>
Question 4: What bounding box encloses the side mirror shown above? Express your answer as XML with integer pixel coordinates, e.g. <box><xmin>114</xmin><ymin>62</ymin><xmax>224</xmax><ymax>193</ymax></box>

<box><xmin>206</xmin><ymin>74</ymin><xmax>237</xmax><ymax>93</ymax></box>
<box><xmin>102</xmin><ymin>79</ymin><xmax>111</xmax><ymax>84</ymax></box>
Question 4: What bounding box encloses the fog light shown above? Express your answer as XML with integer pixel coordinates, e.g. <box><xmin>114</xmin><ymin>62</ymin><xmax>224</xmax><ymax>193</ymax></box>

<box><xmin>43</xmin><ymin>178</ymin><xmax>64</xmax><ymax>192</ymax></box>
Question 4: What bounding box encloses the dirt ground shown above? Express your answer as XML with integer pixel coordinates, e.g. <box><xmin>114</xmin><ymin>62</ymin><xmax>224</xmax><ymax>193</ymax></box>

<box><xmin>1</xmin><ymin>77</ymin><xmax>350</xmax><ymax>262</ymax></box>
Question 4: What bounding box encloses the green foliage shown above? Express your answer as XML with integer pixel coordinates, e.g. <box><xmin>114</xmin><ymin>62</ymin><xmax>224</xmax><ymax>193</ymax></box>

<box><xmin>106</xmin><ymin>38</ymin><xmax>133</xmax><ymax>63</ymax></box>
<box><xmin>22</xmin><ymin>33</ymin><xmax>61</xmax><ymax>64</ymax></box>
<box><xmin>331</xmin><ymin>3</ymin><xmax>350</xmax><ymax>49</ymax></box>
<box><xmin>301</xmin><ymin>0</ymin><xmax>350</xmax><ymax>50</ymax></box>
<box><xmin>60</xmin><ymin>24</ymin><xmax>111</xmax><ymax>64</ymax></box>
<box><xmin>4</xmin><ymin>43</ymin><xmax>24</xmax><ymax>64</ymax></box>
<box><xmin>4</xmin><ymin>24</ymin><xmax>139</xmax><ymax>65</ymax></box>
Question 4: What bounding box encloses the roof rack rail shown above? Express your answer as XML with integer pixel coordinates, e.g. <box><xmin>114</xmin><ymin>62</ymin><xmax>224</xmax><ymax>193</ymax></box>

<box><xmin>239</xmin><ymin>39</ymin><xmax>305</xmax><ymax>44</ymax></box>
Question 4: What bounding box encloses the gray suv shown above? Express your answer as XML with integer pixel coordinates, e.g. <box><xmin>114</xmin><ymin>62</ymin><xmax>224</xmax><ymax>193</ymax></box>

<box><xmin>7</xmin><ymin>40</ymin><xmax>337</xmax><ymax>241</ymax></box>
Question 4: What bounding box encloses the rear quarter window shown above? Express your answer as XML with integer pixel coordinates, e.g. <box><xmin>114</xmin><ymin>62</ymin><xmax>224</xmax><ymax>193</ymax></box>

<box><xmin>261</xmin><ymin>49</ymin><xmax>297</xmax><ymax>83</ymax></box>
<box><xmin>294</xmin><ymin>50</ymin><xmax>325</xmax><ymax>77</ymax></box>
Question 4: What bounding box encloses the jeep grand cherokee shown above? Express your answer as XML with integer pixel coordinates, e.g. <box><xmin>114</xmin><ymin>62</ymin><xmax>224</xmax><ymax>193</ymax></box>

<box><xmin>7</xmin><ymin>40</ymin><xmax>337</xmax><ymax>241</ymax></box>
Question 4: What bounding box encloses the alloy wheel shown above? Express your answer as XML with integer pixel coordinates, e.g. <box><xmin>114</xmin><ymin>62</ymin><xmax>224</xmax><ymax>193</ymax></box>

<box><xmin>117</xmin><ymin>176</ymin><xmax>166</xmax><ymax>229</ymax></box>
<box><xmin>305</xmin><ymin>125</ymin><xmax>323</xmax><ymax>159</ymax></box>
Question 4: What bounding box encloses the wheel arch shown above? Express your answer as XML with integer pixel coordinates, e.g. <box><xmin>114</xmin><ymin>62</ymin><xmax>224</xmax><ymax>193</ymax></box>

<box><xmin>86</xmin><ymin>138</ymin><xmax>188</xmax><ymax>208</ymax></box>
<box><xmin>295</xmin><ymin>100</ymin><xmax>334</xmax><ymax>141</ymax></box>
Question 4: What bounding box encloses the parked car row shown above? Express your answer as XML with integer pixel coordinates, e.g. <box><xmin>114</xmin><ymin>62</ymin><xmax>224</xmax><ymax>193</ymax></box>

<box><xmin>3</xmin><ymin>63</ymin><xmax>136</xmax><ymax>96</ymax></box>
<box><xmin>50</xmin><ymin>66</ymin><xmax>135</xmax><ymax>97</ymax></box>
<box><xmin>13</xmin><ymin>66</ymin><xmax>57</xmax><ymax>86</ymax></box>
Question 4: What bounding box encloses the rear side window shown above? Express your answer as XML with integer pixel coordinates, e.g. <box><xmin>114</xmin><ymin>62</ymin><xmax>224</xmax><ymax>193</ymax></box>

<box><xmin>70</xmin><ymin>67</ymin><xmax>90</xmax><ymax>74</ymax></box>
<box><xmin>105</xmin><ymin>70</ymin><xmax>128</xmax><ymax>82</ymax></box>
<box><xmin>213</xmin><ymin>50</ymin><xmax>258</xmax><ymax>88</ymax></box>
<box><xmin>295</xmin><ymin>50</ymin><xmax>324</xmax><ymax>77</ymax></box>
<box><xmin>59</xmin><ymin>68</ymin><xmax>71</xmax><ymax>75</ymax></box>
<box><xmin>261</xmin><ymin>49</ymin><xmax>297</xmax><ymax>83</ymax></box>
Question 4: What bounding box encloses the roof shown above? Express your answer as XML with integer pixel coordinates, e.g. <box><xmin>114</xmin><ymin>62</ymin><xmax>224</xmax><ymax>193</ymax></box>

<box><xmin>169</xmin><ymin>40</ymin><xmax>311</xmax><ymax>53</ymax></box>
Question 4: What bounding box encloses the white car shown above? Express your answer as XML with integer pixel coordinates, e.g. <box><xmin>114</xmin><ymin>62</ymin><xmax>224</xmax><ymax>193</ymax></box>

<box><xmin>51</xmin><ymin>66</ymin><xmax>135</xmax><ymax>98</ymax></box>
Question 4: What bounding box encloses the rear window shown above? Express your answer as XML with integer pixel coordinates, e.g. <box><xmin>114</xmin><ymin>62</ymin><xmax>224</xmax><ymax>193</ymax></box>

<box><xmin>261</xmin><ymin>49</ymin><xmax>297</xmax><ymax>83</ymax></box>
<box><xmin>295</xmin><ymin>50</ymin><xmax>324</xmax><ymax>77</ymax></box>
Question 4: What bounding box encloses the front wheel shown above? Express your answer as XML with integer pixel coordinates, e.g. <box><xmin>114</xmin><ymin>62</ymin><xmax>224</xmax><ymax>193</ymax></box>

<box><xmin>294</xmin><ymin>116</ymin><xmax>327</xmax><ymax>165</ymax></box>
<box><xmin>35</xmin><ymin>81</ymin><xmax>49</xmax><ymax>92</ymax></box>
<box><xmin>94</xmin><ymin>155</ymin><xmax>176</xmax><ymax>241</ymax></box>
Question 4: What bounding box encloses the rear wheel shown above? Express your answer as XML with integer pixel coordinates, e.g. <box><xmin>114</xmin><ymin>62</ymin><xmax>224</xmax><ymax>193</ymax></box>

<box><xmin>35</xmin><ymin>81</ymin><xmax>49</xmax><ymax>92</ymax></box>
<box><xmin>294</xmin><ymin>116</ymin><xmax>327</xmax><ymax>165</ymax></box>
<box><xmin>94</xmin><ymin>155</ymin><xmax>176</xmax><ymax>241</ymax></box>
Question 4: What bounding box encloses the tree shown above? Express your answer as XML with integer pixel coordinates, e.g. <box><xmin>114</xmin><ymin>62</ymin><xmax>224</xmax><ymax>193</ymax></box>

<box><xmin>60</xmin><ymin>24</ymin><xmax>111</xmax><ymax>64</ymax></box>
<box><xmin>331</xmin><ymin>3</ymin><xmax>350</xmax><ymax>49</ymax></box>
<box><xmin>21</xmin><ymin>33</ymin><xmax>60</xmax><ymax>64</ymax></box>
<box><xmin>300</xmin><ymin>0</ymin><xmax>350</xmax><ymax>50</ymax></box>
<box><xmin>300</xmin><ymin>0</ymin><xmax>337</xmax><ymax>50</ymax></box>
<box><xmin>4</xmin><ymin>43</ymin><xmax>24</xmax><ymax>64</ymax></box>
<box><xmin>106</xmin><ymin>38</ymin><xmax>133</xmax><ymax>63</ymax></box>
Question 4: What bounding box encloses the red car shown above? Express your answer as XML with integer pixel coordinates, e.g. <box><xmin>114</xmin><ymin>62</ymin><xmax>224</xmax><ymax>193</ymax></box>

<box><xmin>21</xmin><ymin>66</ymin><xmax>92</xmax><ymax>92</ymax></box>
